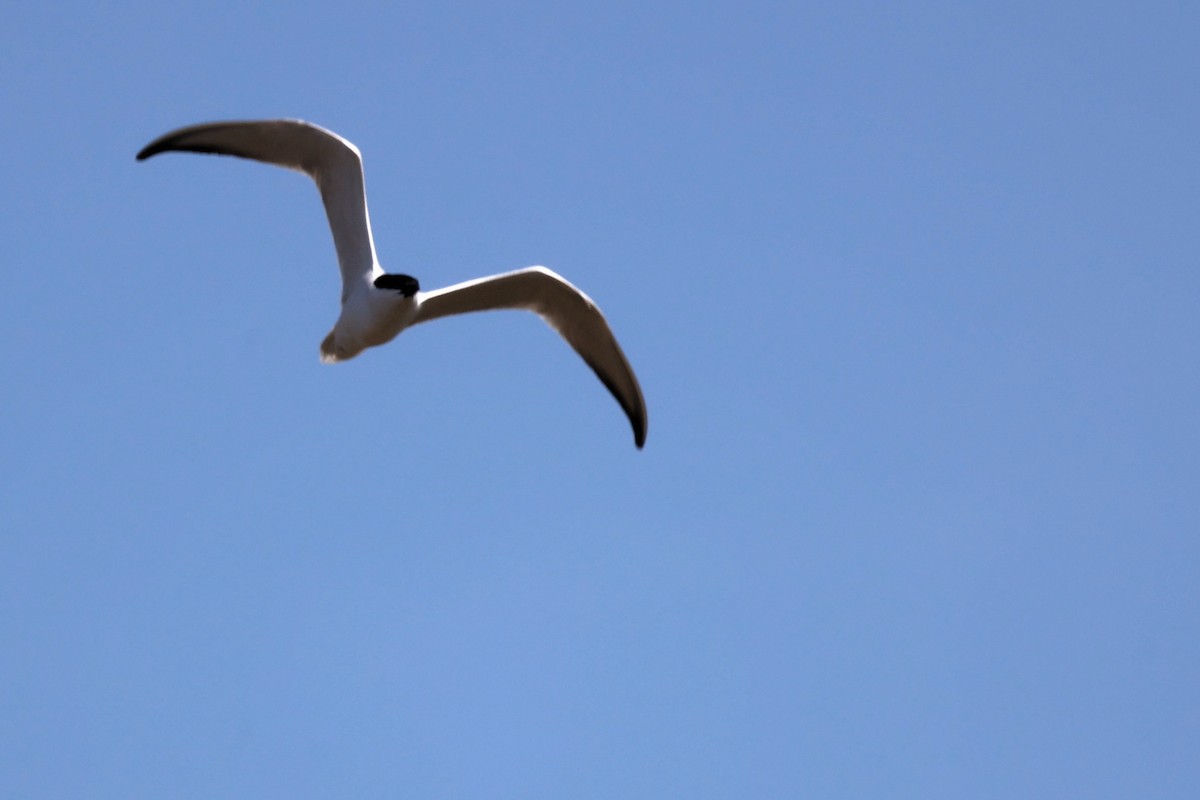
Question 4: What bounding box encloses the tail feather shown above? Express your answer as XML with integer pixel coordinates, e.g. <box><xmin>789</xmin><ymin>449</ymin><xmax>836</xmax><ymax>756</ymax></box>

<box><xmin>320</xmin><ymin>331</ymin><xmax>341</xmax><ymax>363</ymax></box>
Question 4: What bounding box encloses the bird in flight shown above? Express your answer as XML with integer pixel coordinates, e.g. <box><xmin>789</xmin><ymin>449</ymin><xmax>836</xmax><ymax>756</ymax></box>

<box><xmin>137</xmin><ymin>119</ymin><xmax>647</xmax><ymax>448</ymax></box>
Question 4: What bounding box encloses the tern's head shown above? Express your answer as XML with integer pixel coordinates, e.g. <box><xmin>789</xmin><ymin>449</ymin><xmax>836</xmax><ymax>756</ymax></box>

<box><xmin>373</xmin><ymin>273</ymin><xmax>420</xmax><ymax>297</ymax></box>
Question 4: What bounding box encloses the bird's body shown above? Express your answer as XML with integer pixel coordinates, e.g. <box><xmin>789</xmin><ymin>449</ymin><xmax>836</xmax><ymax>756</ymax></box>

<box><xmin>324</xmin><ymin>279</ymin><xmax>419</xmax><ymax>362</ymax></box>
<box><xmin>137</xmin><ymin>119</ymin><xmax>647</xmax><ymax>448</ymax></box>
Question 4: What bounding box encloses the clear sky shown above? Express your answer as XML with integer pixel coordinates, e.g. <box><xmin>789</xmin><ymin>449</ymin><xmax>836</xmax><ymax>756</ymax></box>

<box><xmin>2</xmin><ymin>2</ymin><xmax>1197</xmax><ymax>797</ymax></box>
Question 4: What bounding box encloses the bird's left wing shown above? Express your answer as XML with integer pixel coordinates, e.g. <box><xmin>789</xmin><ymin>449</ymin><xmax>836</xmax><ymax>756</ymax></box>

<box><xmin>137</xmin><ymin>119</ymin><xmax>378</xmax><ymax>299</ymax></box>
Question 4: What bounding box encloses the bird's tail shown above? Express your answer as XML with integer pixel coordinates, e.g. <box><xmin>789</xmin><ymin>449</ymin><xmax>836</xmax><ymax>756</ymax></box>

<box><xmin>320</xmin><ymin>331</ymin><xmax>341</xmax><ymax>364</ymax></box>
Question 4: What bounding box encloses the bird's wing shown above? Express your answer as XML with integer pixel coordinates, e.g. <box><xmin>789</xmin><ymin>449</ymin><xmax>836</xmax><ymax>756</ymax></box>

<box><xmin>414</xmin><ymin>267</ymin><xmax>648</xmax><ymax>448</ymax></box>
<box><xmin>137</xmin><ymin>119</ymin><xmax>377</xmax><ymax>300</ymax></box>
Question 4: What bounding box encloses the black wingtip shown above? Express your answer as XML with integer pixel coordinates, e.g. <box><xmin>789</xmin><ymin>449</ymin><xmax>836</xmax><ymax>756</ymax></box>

<box><xmin>633</xmin><ymin>414</ymin><xmax>647</xmax><ymax>449</ymax></box>
<box><xmin>629</xmin><ymin>405</ymin><xmax>647</xmax><ymax>450</ymax></box>
<box><xmin>136</xmin><ymin>138</ymin><xmax>176</xmax><ymax>161</ymax></box>
<box><xmin>135</xmin><ymin>128</ymin><xmax>258</xmax><ymax>163</ymax></box>
<box><xmin>582</xmin><ymin>355</ymin><xmax>647</xmax><ymax>450</ymax></box>
<box><xmin>137</xmin><ymin>126</ymin><xmax>196</xmax><ymax>162</ymax></box>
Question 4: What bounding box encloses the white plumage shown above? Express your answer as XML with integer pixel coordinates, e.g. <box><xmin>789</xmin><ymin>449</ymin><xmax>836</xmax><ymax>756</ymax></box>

<box><xmin>138</xmin><ymin>119</ymin><xmax>647</xmax><ymax>448</ymax></box>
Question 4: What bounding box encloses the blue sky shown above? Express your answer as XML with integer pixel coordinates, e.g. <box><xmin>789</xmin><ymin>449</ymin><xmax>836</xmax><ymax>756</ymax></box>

<box><xmin>2</xmin><ymin>2</ymin><xmax>1198</xmax><ymax>797</ymax></box>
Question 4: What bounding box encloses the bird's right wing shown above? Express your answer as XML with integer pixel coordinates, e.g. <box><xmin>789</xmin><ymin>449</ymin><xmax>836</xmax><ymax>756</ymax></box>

<box><xmin>137</xmin><ymin>119</ymin><xmax>379</xmax><ymax>300</ymax></box>
<box><xmin>414</xmin><ymin>267</ymin><xmax>648</xmax><ymax>448</ymax></box>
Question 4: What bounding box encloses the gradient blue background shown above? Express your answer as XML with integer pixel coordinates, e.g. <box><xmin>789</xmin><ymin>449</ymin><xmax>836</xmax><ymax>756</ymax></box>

<box><xmin>3</xmin><ymin>2</ymin><xmax>1198</xmax><ymax>797</ymax></box>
